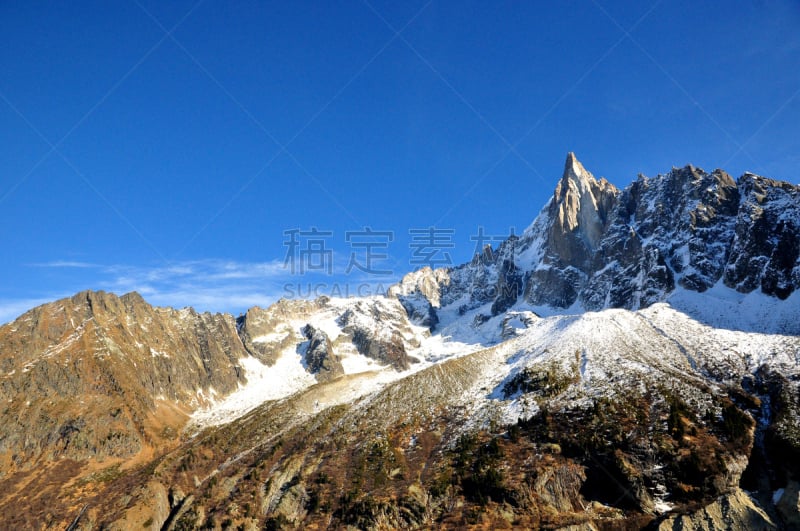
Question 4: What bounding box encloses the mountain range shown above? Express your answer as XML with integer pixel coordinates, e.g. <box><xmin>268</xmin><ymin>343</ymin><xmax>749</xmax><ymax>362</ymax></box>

<box><xmin>1</xmin><ymin>153</ymin><xmax>799</xmax><ymax>530</ymax></box>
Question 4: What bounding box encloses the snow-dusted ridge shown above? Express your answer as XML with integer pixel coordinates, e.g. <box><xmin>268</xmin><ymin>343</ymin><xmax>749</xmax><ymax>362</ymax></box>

<box><xmin>189</xmin><ymin>154</ymin><xmax>800</xmax><ymax>438</ymax></box>
<box><xmin>188</xmin><ymin>295</ymin><xmax>495</xmax><ymax>428</ymax></box>
<box><xmin>189</xmin><ymin>285</ymin><xmax>800</xmax><ymax>431</ymax></box>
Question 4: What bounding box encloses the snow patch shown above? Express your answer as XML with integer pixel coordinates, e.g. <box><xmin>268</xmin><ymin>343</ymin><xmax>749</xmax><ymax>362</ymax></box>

<box><xmin>150</xmin><ymin>347</ymin><xmax>169</xmax><ymax>358</ymax></box>
<box><xmin>190</xmin><ymin>349</ymin><xmax>316</xmax><ymax>428</ymax></box>
<box><xmin>653</xmin><ymin>500</ymin><xmax>673</xmax><ymax>513</ymax></box>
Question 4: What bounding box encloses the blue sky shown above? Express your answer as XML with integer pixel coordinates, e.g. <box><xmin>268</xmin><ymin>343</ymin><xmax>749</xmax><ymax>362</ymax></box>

<box><xmin>1</xmin><ymin>0</ymin><xmax>799</xmax><ymax>322</ymax></box>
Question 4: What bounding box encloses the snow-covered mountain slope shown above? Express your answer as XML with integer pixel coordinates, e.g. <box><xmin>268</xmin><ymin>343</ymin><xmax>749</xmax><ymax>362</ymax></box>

<box><xmin>172</xmin><ymin>285</ymin><xmax>799</xmax><ymax>523</ymax></box>
<box><xmin>189</xmin><ymin>296</ymin><xmax>482</xmax><ymax>428</ymax></box>
<box><xmin>187</xmin><ymin>281</ymin><xmax>799</xmax><ymax>433</ymax></box>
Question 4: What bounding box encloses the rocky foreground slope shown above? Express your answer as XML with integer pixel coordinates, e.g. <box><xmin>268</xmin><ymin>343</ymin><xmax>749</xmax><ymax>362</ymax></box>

<box><xmin>1</xmin><ymin>154</ymin><xmax>799</xmax><ymax>529</ymax></box>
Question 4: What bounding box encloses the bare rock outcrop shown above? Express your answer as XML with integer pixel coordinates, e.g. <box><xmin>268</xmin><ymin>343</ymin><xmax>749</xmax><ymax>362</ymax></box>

<box><xmin>337</xmin><ymin>299</ymin><xmax>419</xmax><ymax>371</ymax></box>
<box><xmin>657</xmin><ymin>488</ymin><xmax>776</xmax><ymax>530</ymax></box>
<box><xmin>300</xmin><ymin>324</ymin><xmax>343</xmax><ymax>382</ymax></box>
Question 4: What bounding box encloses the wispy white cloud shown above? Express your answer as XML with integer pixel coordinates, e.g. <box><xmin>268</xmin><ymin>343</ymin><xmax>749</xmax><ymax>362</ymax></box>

<box><xmin>94</xmin><ymin>259</ymin><xmax>288</xmax><ymax>286</ymax></box>
<box><xmin>2</xmin><ymin>257</ymin><xmax>404</xmax><ymax>325</ymax></box>
<box><xmin>141</xmin><ymin>287</ymin><xmax>286</xmax><ymax>314</ymax></box>
<box><xmin>94</xmin><ymin>259</ymin><xmax>292</xmax><ymax>312</ymax></box>
<box><xmin>30</xmin><ymin>260</ymin><xmax>100</xmax><ymax>268</ymax></box>
<box><xmin>31</xmin><ymin>259</ymin><xmax>286</xmax><ymax>283</ymax></box>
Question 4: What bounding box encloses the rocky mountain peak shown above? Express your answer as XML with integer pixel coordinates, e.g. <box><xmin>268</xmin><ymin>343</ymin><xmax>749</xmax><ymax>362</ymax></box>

<box><xmin>0</xmin><ymin>289</ymin><xmax>253</xmax><ymax>476</ymax></box>
<box><xmin>562</xmin><ymin>151</ymin><xmax>590</xmax><ymax>185</ymax></box>
<box><xmin>393</xmin><ymin>155</ymin><xmax>798</xmax><ymax>317</ymax></box>
<box><xmin>300</xmin><ymin>324</ymin><xmax>343</xmax><ymax>382</ymax></box>
<box><xmin>548</xmin><ymin>153</ymin><xmax>619</xmax><ymax>264</ymax></box>
<box><xmin>64</xmin><ymin>289</ymin><xmax>151</xmax><ymax>324</ymax></box>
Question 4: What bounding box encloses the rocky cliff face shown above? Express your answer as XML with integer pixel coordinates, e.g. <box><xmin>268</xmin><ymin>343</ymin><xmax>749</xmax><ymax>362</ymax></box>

<box><xmin>544</xmin><ymin>152</ymin><xmax>618</xmax><ymax>271</ymax></box>
<box><xmin>0</xmin><ymin>290</ymin><xmax>250</xmax><ymax>466</ymax></box>
<box><xmin>522</xmin><ymin>152</ymin><xmax>618</xmax><ymax>308</ymax></box>
<box><xmin>582</xmin><ymin>165</ymin><xmax>741</xmax><ymax>309</ymax></box>
<box><xmin>726</xmin><ymin>174</ymin><xmax>800</xmax><ymax>298</ymax></box>
<box><xmin>657</xmin><ymin>488</ymin><xmax>776</xmax><ymax>530</ymax></box>
<box><xmin>0</xmin><ymin>290</ymin><xmax>425</xmax><ymax>527</ymax></box>
<box><xmin>236</xmin><ymin>298</ymin><xmax>326</xmax><ymax>365</ymax></box>
<box><xmin>337</xmin><ymin>298</ymin><xmax>422</xmax><ymax>371</ymax></box>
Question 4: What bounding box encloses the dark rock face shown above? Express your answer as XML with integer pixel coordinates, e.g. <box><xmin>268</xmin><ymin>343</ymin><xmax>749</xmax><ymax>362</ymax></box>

<box><xmin>396</xmin><ymin>296</ymin><xmax>439</xmax><ymax>330</ymax></box>
<box><xmin>300</xmin><ymin>324</ymin><xmax>343</xmax><ymax>381</ymax></box>
<box><xmin>491</xmin><ymin>253</ymin><xmax>523</xmax><ymax>316</ymax></box>
<box><xmin>585</xmin><ymin>162</ymin><xmax>799</xmax><ymax>307</ymax></box>
<box><xmin>387</xmin><ymin>267</ymin><xmax>448</xmax><ymax>329</ymax></box>
<box><xmin>392</xmin><ymin>236</ymin><xmax>526</xmax><ymax>321</ymax></box>
<box><xmin>584</xmin><ymin>166</ymin><xmax>739</xmax><ymax>309</ymax></box>
<box><xmin>724</xmin><ymin>174</ymin><xmax>800</xmax><ymax>299</ymax></box>
<box><xmin>237</xmin><ymin>299</ymin><xmax>327</xmax><ymax>365</ymax></box>
<box><xmin>525</xmin><ymin>266</ymin><xmax>585</xmax><ymax>308</ymax></box>
<box><xmin>457</xmin><ymin>237</ymin><xmax>520</xmax><ymax>314</ymax></box>
<box><xmin>350</xmin><ymin>328</ymin><xmax>411</xmax><ymax>371</ymax></box>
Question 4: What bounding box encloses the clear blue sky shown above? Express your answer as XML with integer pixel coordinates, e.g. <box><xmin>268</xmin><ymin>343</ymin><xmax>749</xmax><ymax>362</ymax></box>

<box><xmin>1</xmin><ymin>0</ymin><xmax>799</xmax><ymax>322</ymax></box>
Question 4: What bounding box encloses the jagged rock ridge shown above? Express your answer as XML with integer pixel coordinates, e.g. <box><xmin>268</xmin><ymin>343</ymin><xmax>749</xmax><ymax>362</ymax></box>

<box><xmin>0</xmin><ymin>290</ymin><xmax>251</xmax><ymax>466</ymax></box>
<box><xmin>394</xmin><ymin>153</ymin><xmax>800</xmax><ymax>329</ymax></box>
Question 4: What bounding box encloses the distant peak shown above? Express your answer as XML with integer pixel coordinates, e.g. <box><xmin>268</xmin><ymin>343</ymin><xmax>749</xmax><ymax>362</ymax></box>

<box><xmin>70</xmin><ymin>289</ymin><xmax>112</xmax><ymax>305</ymax></box>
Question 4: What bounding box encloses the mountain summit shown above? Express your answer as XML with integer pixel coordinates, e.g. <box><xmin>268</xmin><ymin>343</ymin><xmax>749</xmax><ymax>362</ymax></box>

<box><xmin>524</xmin><ymin>152</ymin><xmax>619</xmax><ymax>306</ymax></box>
<box><xmin>550</xmin><ymin>152</ymin><xmax>617</xmax><ymax>257</ymax></box>
<box><xmin>1</xmin><ymin>154</ymin><xmax>799</xmax><ymax>529</ymax></box>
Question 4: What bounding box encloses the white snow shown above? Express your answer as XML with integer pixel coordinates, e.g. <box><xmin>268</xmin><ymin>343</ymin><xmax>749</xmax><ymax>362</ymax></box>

<box><xmin>668</xmin><ymin>281</ymin><xmax>800</xmax><ymax>335</ymax></box>
<box><xmin>653</xmin><ymin>500</ymin><xmax>674</xmax><ymax>513</ymax></box>
<box><xmin>186</xmin><ymin>267</ymin><xmax>800</xmax><ymax>437</ymax></box>
<box><xmin>190</xmin><ymin>348</ymin><xmax>316</xmax><ymax>427</ymax></box>
<box><xmin>251</xmin><ymin>332</ymin><xmax>289</xmax><ymax>344</ymax></box>
<box><xmin>150</xmin><ymin>347</ymin><xmax>169</xmax><ymax>358</ymax></box>
<box><xmin>339</xmin><ymin>353</ymin><xmax>385</xmax><ymax>374</ymax></box>
<box><xmin>188</xmin><ymin>295</ymin><xmax>496</xmax><ymax>428</ymax></box>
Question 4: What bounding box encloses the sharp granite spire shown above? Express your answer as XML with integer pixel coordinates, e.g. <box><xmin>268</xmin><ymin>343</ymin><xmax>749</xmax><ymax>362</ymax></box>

<box><xmin>546</xmin><ymin>152</ymin><xmax>619</xmax><ymax>267</ymax></box>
